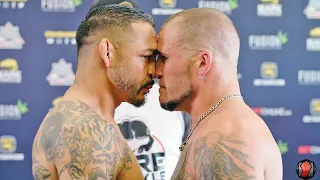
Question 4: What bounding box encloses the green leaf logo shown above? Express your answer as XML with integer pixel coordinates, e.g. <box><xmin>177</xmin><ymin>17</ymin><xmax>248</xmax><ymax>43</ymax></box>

<box><xmin>278</xmin><ymin>31</ymin><xmax>288</xmax><ymax>44</ymax></box>
<box><xmin>228</xmin><ymin>0</ymin><xmax>239</xmax><ymax>10</ymax></box>
<box><xmin>277</xmin><ymin>140</ymin><xmax>288</xmax><ymax>154</ymax></box>
<box><xmin>17</xmin><ymin>99</ymin><xmax>28</xmax><ymax>114</ymax></box>
<box><xmin>72</xmin><ymin>0</ymin><xmax>82</xmax><ymax>7</ymax></box>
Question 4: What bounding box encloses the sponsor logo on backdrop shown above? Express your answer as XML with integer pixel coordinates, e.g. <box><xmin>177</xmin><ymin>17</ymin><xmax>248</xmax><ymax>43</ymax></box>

<box><xmin>253</xmin><ymin>62</ymin><xmax>285</xmax><ymax>87</ymax></box>
<box><xmin>198</xmin><ymin>0</ymin><xmax>238</xmax><ymax>15</ymax></box>
<box><xmin>298</xmin><ymin>70</ymin><xmax>320</xmax><ymax>85</ymax></box>
<box><xmin>0</xmin><ymin>58</ymin><xmax>22</xmax><ymax>84</ymax></box>
<box><xmin>46</xmin><ymin>58</ymin><xmax>75</xmax><ymax>86</ymax></box>
<box><xmin>252</xmin><ymin>107</ymin><xmax>292</xmax><ymax>116</ymax></box>
<box><xmin>0</xmin><ymin>99</ymin><xmax>28</xmax><ymax>120</ymax></box>
<box><xmin>306</xmin><ymin>27</ymin><xmax>320</xmax><ymax>51</ymax></box>
<box><xmin>44</xmin><ymin>30</ymin><xmax>76</xmax><ymax>46</ymax></box>
<box><xmin>304</xmin><ymin>0</ymin><xmax>320</xmax><ymax>19</ymax></box>
<box><xmin>277</xmin><ymin>140</ymin><xmax>288</xmax><ymax>154</ymax></box>
<box><xmin>299</xmin><ymin>146</ymin><xmax>320</xmax><ymax>155</ymax></box>
<box><xmin>151</xmin><ymin>0</ymin><xmax>183</xmax><ymax>15</ymax></box>
<box><xmin>0</xmin><ymin>22</ymin><xmax>25</xmax><ymax>49</ymax></box>
<box><xmin>0</xmin><ymin>135</ymin><xmax>24</xmax><ymax>161</ymax></box>
<box><xmin>41</xmin><ymin>0</ymin><xmax>82</xmax><ymax>12</ymax></box>
<box><xmin>249</xmin><ymin>31</ymin><xmax>288</xmax><ymax>50</ymax></box>
<box><xmin>0</xmin><ymin>0</ymin><xmax>27</xmax><ymax>9</ymax></box>
<box><xmin>303</xmin><ymin>99</ymin><xmax>320</xmax><ymax>123</ymax></box>
<box><xmin>257</xmin><ymin>0</ymin><xmax>282</xmax><ymax>17</ymax></box>
<box><xmin>116</xmin><ymin>116</ymin><xmax>166</xmax><ymax>180</ymax></box>
<box><xmin>296</xmin><ymin>159</ymin><xmax>317</xmax><ymax>179</ymax></box>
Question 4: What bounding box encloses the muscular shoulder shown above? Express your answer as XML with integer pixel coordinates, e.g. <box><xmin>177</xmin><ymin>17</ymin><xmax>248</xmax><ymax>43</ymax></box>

<box><xmin>32</xmin><ymin>99</ymin><xmax>134</xmax><ymax>180</ymax></box>
<box><xmin>172</xmin><ymin>130</ymin><xmax>259</xmax><ymax>180</ymax></box>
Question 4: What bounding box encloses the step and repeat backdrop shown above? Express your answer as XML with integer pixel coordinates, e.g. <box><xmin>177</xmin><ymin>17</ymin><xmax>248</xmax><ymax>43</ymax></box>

<box><xmin>0</xmin><ymin>0</ymin><xmax>319</xmax><ymax>179</ymax></box>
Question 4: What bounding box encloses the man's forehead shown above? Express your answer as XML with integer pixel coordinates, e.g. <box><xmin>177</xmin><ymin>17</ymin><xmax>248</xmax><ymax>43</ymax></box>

<box><xmin>157</xmin><ymin>29</ymin><xmax>179</xmax><ymax>51</ymax></box>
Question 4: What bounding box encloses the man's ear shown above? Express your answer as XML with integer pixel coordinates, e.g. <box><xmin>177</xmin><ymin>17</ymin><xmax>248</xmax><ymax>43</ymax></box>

<box><xmin>98</xmin><ymin>38</ymin><xmax>114</xmax><ymax>68</ymax></box>
<box><xmin>197</xmin><ymin>50</ymin><xmax>212</xmax><ymax>76</ymax></box>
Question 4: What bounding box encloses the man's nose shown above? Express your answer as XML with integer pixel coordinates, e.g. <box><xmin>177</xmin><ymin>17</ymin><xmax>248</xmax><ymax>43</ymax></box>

<box><xmin>155</xmin><ymin>59</ymin><xmax>163</xmax><ymax>79</ymax></box>
<box><xmin>147</xmin><ymin>54</ymin><xmax>157</xmax><ymax>79</ymax></box>
<box><xmin>148</xmin><ymin>60</ymin><xmax>155</xmax><ymax>79</ymax></box>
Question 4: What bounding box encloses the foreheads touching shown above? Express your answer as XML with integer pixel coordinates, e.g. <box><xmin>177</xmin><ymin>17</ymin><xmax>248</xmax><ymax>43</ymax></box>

<box><xmin>75</xmin><ymin>4</ymin><xmax>155</xmax><ymax>56</ymax></box>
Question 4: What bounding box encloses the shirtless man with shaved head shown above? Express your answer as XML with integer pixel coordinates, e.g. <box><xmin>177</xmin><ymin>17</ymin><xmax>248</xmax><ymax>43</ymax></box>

<box><xmin>155</xmin><ymin>8</ymin><xmax>283</xmax><ymax>180</ymax></box>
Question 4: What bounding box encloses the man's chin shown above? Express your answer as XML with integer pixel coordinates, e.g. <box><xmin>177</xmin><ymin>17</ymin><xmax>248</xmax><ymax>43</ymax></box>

<box><xmin>160</xmin><ymin>101</ymin><xmax>179</xmax><ymax>112</ymax></box>
<box><xmin>127</xmin><ymin>95</ymin><xmax>146</xmax><ymax>108</ymax></box>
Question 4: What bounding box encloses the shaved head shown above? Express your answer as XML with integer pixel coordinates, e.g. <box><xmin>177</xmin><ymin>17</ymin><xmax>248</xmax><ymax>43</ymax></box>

<box><xmin>161</xmin><ymin>8</ymin><xmax>240</xmax><ymax>64</ymax></box>
<box><xmin>156</xmin><ymin>8</ymin><xmax>241</xmax><ymax>111</ymax></box>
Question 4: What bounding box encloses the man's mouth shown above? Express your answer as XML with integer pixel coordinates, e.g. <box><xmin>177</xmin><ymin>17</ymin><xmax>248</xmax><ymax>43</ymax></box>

<box><xmin>142</xmin><ymin>80</ymin><xmax>155</xmax><ymax>90</ymax></box>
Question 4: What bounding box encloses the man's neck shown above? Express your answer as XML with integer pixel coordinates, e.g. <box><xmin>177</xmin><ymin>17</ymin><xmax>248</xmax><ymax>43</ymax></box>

<box><xmin>186</xmin><ymin>84</ymin><xmax>242</xmax><ymax>129</ymax></box>
<box><xmin>64</xmin><ymin>75</ymin><xmax>122</xmax><ymax>121</ymax></box>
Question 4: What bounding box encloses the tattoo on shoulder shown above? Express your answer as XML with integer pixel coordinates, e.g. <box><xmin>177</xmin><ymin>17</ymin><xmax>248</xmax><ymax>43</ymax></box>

<box><xmin>32</xmin><ymin>99</ymin><xmax>132</xmax><ymax>180</ymax></box>
<box><xmin>171</xmin><ymin>132</ymin><xmax>256</xmax><ymax>180</ymax></box>
<box><xmin>194</xmin><ymin>132</ymin><xmax>256</xmax><ymax>180</ymax></box>
<box><xmin>33</xmin><ymin>165</ymin><xmax>51</xmax><ymax>180</ymax></box>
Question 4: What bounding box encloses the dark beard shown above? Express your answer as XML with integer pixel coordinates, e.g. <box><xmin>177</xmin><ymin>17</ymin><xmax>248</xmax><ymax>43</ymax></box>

<box><xmin>160</xmin><ymin>87</ymin><xmax>194</xmax><ymax>111</ymax></box>
<box><xmin>127</xmin><ymin>80</ymin><xmax>154</xmax><ymax>108</ymax></box>
<box><xmin>128</xmin><ymin>94</ymin><xmax>145</xmax><ymax>108</ymax></box>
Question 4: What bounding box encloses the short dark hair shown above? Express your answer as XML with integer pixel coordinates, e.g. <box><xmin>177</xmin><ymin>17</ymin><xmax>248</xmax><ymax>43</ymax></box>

<box><xmin>76</xmin><ymin>4</ymin><xmax>154</xmax><ymax>55</ymax></box>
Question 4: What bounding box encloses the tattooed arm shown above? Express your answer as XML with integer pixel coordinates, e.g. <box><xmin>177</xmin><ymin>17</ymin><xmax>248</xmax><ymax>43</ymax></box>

<box><xmin>32</xmin><ymin>146</ymin><xmax>56</xmax><ymax>180</ymax></box>
<box><xmin>32</xmin><ymin>100</ymin><xmax>143</xmax><ymax>180</ymax></box>
<box><xmin>32</xmin><ymin>113</ymin><xmax>61</xmax><ymax>180</ymax></box>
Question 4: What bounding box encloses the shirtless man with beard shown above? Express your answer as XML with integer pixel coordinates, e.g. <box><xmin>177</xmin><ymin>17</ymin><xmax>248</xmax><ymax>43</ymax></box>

<box><xmin>32</xmin><ymin>4</ymin><xmax>157</xmax><ymax>180</ymax></box>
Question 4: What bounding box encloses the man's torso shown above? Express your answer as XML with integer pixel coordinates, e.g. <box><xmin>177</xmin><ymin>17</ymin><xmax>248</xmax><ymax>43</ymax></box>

<box><xmin>170</xmin><ymin>107</ymin><xmax>282</xmax><ymax>180</ymax></box>
<box><xmin>32</xmin><ymin>99</ymin><xmax>143</xmax><ymax>180</ymax></box>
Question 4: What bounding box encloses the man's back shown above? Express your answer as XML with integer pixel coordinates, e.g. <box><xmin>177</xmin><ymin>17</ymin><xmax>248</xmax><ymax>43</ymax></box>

<box><xmin>32</xmin><ymin>99</ymin><xmax>143</xmax><ymax>180</ymax></box>
<box><xmin>171</xmin><ymin>102</ymin><xmax>282</xmax><ymax>180</ymax></box>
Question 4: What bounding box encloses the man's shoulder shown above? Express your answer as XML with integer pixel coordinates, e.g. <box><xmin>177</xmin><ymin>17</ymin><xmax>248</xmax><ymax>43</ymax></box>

<box><xmin>33</xmin><ymin>99</ymin><xmax>136</xmax><ymax>180</ymax></box>
<box><xmin>183</xmin><ymin>130</ymin><xmax>257</xmax><ymax>180</ymax></box>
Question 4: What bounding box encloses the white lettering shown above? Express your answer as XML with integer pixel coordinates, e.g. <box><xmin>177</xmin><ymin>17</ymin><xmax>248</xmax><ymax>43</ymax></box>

<box><xmin>311</xmin><ymin>146</ymin><xmax>320</xmax><ymax>154</ymax></box>
<box><xmin>42</xmin><ymin>0</ymin><xmax>75</xmax><ymax>12</ymax></box>
<box><xmin>261</xmin><ymin>107</ymin><xmax>292</xmax><ymax>116</ymax></box>
<box><xmin>0</xmin><ymin>70</ymin><xmax>22</xmax><ymax>83</ymax></box>
<box><xmin>0</xmin><ymin>105</ymin><xmax>21</xmax><ymax>120</ymax></box>
<box><xmin>249</xmin><ymin>35</ymin><xmax>282</xmax><ymax>50</ymax></box>
<box><xmin>253</xmin><ymin>79</ymin><xmax>285</xmax><ymax>86</ymax></box>
<box><xmin>307</xmin><ymin>38</ymin><xmax>320</xmax><ymax>51</ymax></box>
<box><xmin>198</xmin><ymin>1</ymin><xmax>231</xmax><ymax>15</ymax></box>
<box><xmin>0</xmin><ymin>153</ymin><xmax>24</xmax><ymax>161</ymax></box>
<box><xmin>257</xmin><ymin>4</ymin><xmax>282</xmax><ymax>17</ymax></box>
<box><xmin>151</xmin><ymin>8</ymin><xmax>183</xmax><ymax>15</ymax></box>
<box><xmin>303</xmin><ymin>115</ymin><xmax>320</xmax><ymax>123</ymax></box>
<box><xmin>298</xmin><ymin>70</ymin><xmax>320</xmax><ymax>85</ymax></box>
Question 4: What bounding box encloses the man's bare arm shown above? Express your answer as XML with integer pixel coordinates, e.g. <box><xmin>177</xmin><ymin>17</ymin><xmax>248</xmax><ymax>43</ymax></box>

<box><xmin>193</xmin><ymin>132</ymin><xmax>256</xmax><ymax>179</ymax></box>
<box><xmin>32</xmin><ymin>100</ymin><xmax>133</xmax><ymax>180</ymax></box>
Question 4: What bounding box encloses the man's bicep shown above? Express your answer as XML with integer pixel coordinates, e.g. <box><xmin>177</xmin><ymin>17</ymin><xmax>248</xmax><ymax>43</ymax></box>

<box><xmin>32</xmin><ymin>160</ymin><xmax>58</xmax><ymax>180</ymax></box>
<box><xmin>193</xmin><ymin>132</ymin><xmax>256</xmax><ymax>180</ymax></box>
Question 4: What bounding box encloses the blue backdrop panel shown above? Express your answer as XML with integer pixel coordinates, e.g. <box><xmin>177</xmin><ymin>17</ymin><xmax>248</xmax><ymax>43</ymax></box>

<box><xmin>0</xmin><ymin>0</ymin><xmax>319</xmax><ymax>180</ymax></box>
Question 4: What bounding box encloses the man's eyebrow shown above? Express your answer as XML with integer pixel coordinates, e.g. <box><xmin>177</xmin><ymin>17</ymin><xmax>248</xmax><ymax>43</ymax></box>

<box><xmin>157</xmin><ymin>50</ymin><xmax>168</xmax><ymax>56</ymax></box>
<box><xmin>142</xmin><ymin>48</ymin><xmax>156</xmax><ymax>53</ymax></box>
